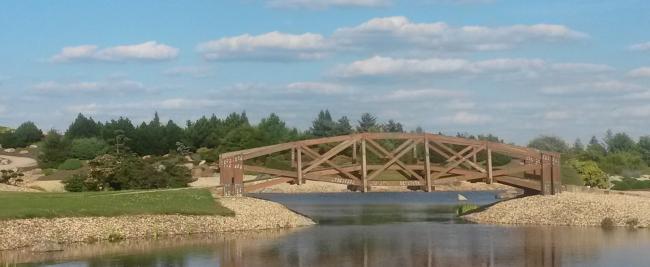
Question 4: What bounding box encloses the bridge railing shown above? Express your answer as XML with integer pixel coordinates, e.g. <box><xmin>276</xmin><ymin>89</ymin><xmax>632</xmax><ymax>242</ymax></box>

<box><xmin>218</xmin><ymin>133</ymin><xmax>561</xmax><ymax>195</ymax></box>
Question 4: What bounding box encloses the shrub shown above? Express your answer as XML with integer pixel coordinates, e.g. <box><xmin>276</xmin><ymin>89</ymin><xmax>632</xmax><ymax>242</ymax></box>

<box><xmin>197</xmin><ymin>147</ymin><xmax>219</xmax><ymax>163</ymax></box>
<box><xmin>625</xmin><ymin>218</ymin><xmax>639</xmax><ymax>228</ymax></box>
<box><xmin>612</xmin><ymin>178</ymin><xmax>650</xmax><ymax>190</ymax></box>
<box><xmin>601</xmin><ymin>217</ymin><xmax>615</xmax><ymax>229</ymax></box>
<box><xmin>39</xmin><ymin>130</ymin><xmax>70</xmax><ymax>169</ymax></box>
<box><xmin>13</xmin><ymin>121</ymin><xmax>43</xmax><ymax>148</ymax></box>
<box><xmin>58</xmin><ymin>159</ymin><xmax>83</xmax><ymax>170</ymax></box>
<box><xmin>599</xmin><ymin>152</ymin><xmax>647</xmax><ymax>176</ymax></box>
<box><xmin>63</xmin><ymin>174</ymin><xmax>86</xmax><ymax>192</ymax></box>
<box><xmin>456</xmin><ymin>204</ymin><xmax>480</xmax><ymax>215</ymax></box>
<box><xmin>569</xmin><ymin>160</ymin><xmax>608</xmax><ymax>188</ymax></box>
<box><xmin>69</xmin><ymin>138</ymin><xmax>108</xmax><ymax>160</ymax></box>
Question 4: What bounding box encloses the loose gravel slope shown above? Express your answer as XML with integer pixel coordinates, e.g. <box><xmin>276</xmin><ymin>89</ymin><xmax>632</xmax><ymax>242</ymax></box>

<box><xmin>463</xmin><ymin>192</ymin><xmax>650</xmax><ymax>227</ymax></box>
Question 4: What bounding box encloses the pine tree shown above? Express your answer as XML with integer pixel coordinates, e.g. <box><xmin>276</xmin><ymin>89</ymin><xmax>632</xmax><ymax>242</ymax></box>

<box><xmin>334</xmin><ymin>116</ymin><xmax>353</xmax><ymax>135</ymax></box>
<box><xmin>356</xmin><ymin>113</ymin><xmax>378</xmax><ymax>133</ymax></box>
<box><xmin>382</xmin><ymin>119</ymin><xmax>404</xmax><ymax>133</ymax></box>
<box><xmin>310</xmin><ymin>110</ymin><xmax>336</xmax><ymax>137</ymax></box>
<box><xmin>66</xmin><ymin>114</ymin><xmax>101</xmax><ymax>139</ymax></box>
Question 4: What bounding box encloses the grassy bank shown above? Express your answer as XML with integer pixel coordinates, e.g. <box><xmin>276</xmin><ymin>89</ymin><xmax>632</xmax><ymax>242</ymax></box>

<box><xmin>0</xmin><ymin>188</ymin><xmax>233</xmax><ymax>220</ymax></box>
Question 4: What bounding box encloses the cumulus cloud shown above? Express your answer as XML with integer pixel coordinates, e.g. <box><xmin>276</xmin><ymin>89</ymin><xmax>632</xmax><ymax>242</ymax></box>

<box><xmin>51</xmin><ymin>41</ymin><xmax>179</xmax><ymax>62</ymax></box>
<box><xmin>33</xmin><ymin>79</ymin><xmax>152</xmax><ymax>95</ymax></box>
<box><xmin>197</xmin><ymin>32</ymin><xmax>330</xmax><ymax>61</ymax></box>
<box><xmin>628</xmin><ymin>67</ymin><xmax>650</xmax><ymax>78</ymax></box>
<box><xmin>541</xmin><ymin>80</ymin><xmax>645</xmax><ymax>95</ymax></box>
<box><xmin>628</xmin><ymin>42</ymin><xmax>650</xmax><ymax>51</ymax></box>
<box><xmin>66</xmin><ymin>98</ymin><xmax>221</xmax><ymax>115</ymax></box>
<box><xmin>333</xmin><ymin>16</ymin><xmax>586</xmax><ymax>53</ymax></box>
<box><xmin>266</xmin><ymin>0</ymin><xmax>390</xmax><ymax>9</ymax></box>
<box><xmin>375</xmin><ymin>88</ymin><xmax>466</xmax><ymax>102</ymax></box>
<box><xmin>333</xmin><ymin>56</ymin><xmax>608</xmax><ymax>78</ymax></box>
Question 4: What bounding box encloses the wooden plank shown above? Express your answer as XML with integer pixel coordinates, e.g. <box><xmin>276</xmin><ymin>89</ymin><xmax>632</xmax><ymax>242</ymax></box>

<box><xmin>244</xmin><ymin>165</ymin><xmax>298</xmax><ymax>178</ymax></box>
<box><xmin>306</xmin><ymin>175</ymin><xmax>360</xmax><ymax>185</ymax></box>
<box><xmin>369</xmin><ymin>180</ymin><xmax>424</xmax><ymax>186</ymax></box>
<box><xmin>365</xmin><ymin>139</ymin><xmax>424</xmax><ymax>181</ymax></box>
<box><xmin>429</xmin><ymin>141</ymin><xmax>486</xmax><ymax>173</ymax></box>
<box><xmin>431</xmin><ymin>146</ymin><xmax>482</xmax><ymax>180</ymax></box>
<box><xmin>424</xmin><ymin>136</ymin><xmax>432</xmax><ymax>192</ymax></box>
<box><xmin>362</xmin><ymin>138</ymin><xmax>368</xmax><ymax>192</ymax></box>
<box><xmin>301</xmin><ymin>145</ymin><xmax>359</xmax><ymax>181</ymax></box>
<box><xmin>244</xmin><ymin>178</ymin><xmax>293</xmax><ymax>193</ymax></box>
<box><xmin>487</xmin><ymin>146</ymin><xmax>493</xmax><ymax>184</ymax></box>
<box><xmin>297</xmin><ymin>146</ymin><xmax>303</xmax><ymax>185</ymax></box>
<box><xmin>495</xmin><ymin>176</ymin><xmax>541</xmax><ymax>191</ymax></box>
<box><xmin>302</xmin><ymin>138</ymin><xmax>357</xmax><ymax>173</ymax></box>
<box><xmin>367</xmin><ymin>140</ymin><xmax>419</xmax><ymax>180</ymax></box>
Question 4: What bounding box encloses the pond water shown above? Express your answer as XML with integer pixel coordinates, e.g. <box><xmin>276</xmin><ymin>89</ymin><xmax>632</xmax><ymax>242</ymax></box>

<box><xmin>7</xmin><ymin>192</ymin><xmax>650</xmax><ymax>267</ymax></box>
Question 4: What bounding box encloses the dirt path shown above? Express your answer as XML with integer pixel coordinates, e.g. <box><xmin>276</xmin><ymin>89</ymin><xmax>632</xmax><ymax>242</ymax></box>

<box><xmin>0</xmin><ymin>155</ymin><xmax>37</xmax><ymax>171</ymax></box>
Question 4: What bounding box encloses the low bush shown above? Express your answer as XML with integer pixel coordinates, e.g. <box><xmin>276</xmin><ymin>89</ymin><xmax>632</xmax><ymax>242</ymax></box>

<box><xmin>456</xmin><ymin>204</ymin><xmax>480</xmax><ymax>215</ymax></box>
<box><xmin>197</xmin><ymin>147</ymin><xmax>219</xmax><ymax>163</ymax></box>
<box><xmin>58</xmin><ymin>159</ymin><xmax>83</xmax><ymax>170</ymax></box>
<box><xmin>625</xmin><ymin>218</ymin><xmax>639</xmax><ymax>228</ymax></box>
<box><xmin>611</xmin><ymin>177</ymin><xmax>650</xmax><ymax>190</ymax></box>
<box><xmin>63</xmin><ymin>174</ymin><xmax>86</xmax><ymax>192</ymax></box>
<box><xmin>601</xmin><ymin>217</ymin><xmax>615</xmax><ymax>229</ymax></box>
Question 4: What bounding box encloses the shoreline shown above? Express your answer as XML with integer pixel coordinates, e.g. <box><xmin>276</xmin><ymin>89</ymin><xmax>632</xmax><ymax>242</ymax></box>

<box><xmin>463</xmin><ymin>192</ymin><xmax>650</xmax><ymax>228</ymax></box>
<box><xmin>0</xmin><ymin>197</ymin><xmax>314</xmax><ymax>252</ymax></box>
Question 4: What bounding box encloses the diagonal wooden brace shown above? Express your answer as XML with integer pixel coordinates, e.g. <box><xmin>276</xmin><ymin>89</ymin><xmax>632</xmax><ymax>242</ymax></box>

<box><xmin>367</xmin><ymin>139</ymin><xmax>421</xmax><ymax>181</ymax></box>
<box><xmin>365</xmin><ymin>139</ymin><xmax>424</xmax><ymax>181</ymax></box>
<box><xmin>301</xmin><ymin>145</ymin><xmax>360</xmax><ymax>181</ymax></box>
<box><xmin>302</xmin><ymin>138</ymin><xmax>358</xmax><ymax>173</ymax></box>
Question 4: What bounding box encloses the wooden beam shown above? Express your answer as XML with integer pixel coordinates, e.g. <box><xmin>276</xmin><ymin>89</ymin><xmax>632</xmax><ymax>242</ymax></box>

<box><xmin>301</xmin><ymin>145</ymin><xmax>360</xmax><ymax>181</ymax></box>
<box><xmin>424</xmin><ymin>136</ymin><xmax>432</xmax><ymax>192</ymax></box>
<box><xmin>362</xmin><ymin>138</ymin><xmax>368</xmax><ymax>192</ymax></box>
<box><xmin>302</xmin><ymin>138</ymin><xmax>357</xmax><ymax>173</ymax></box>
<box><xmin>431</xmin><ymin>146</ymin><xmax>482</xmax><ymax>180</ymax></box>
<box><xmin>244</xmin><ymin>178</ymin><xmax>294</xmax><ymax>193</ymax></box>
<box><xmin>429</xmin><ymin>141</ymin><xmax>486</xmax><ymax>173</ymax></box>
<box><xmin>297</xmin><ymin>146</ymin><xmax>303</xmax><ymax>185</ymax></box>
<box><xmin>365</xmin><ymin>139</ymin><xmax>424</xmax><ymax>181</ymax></box>
<box><xmin>487</xmin><ymin>145</ymin><xmax>493</xmax><ymax>184</ymax></box>
<box><xmin>367</xmin><ymin>139</ymin><xmax>419</xmax><ymax>181</ymax></box>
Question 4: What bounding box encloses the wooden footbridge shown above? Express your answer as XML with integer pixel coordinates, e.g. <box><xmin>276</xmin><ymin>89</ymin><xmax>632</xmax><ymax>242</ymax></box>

<box><xmin>218</xmin><ymin>133</ymin><xmax>561</xmax><ymax>196</ymax></box>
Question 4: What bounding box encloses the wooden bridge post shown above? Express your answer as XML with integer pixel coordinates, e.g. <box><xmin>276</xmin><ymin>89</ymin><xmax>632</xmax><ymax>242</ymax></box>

<box><xmin>361</xmin><ymin>137</ymin><xmax>368</xmax><ymax>192</ymax></box>
<box><xmin>551</xmin><ymin>154</ymin><xmax>562</xmax><ymax>194</ymax></box>
<box><xmin>352</xmin><ymin>141</ymin><xmax>357</xmax><ymax>163</ymax></box>
<box><xmin>424</xmin><ymin>135</ymin><xmax>432</xmax><ymax>192</ymax></box>
<box><xmin>486</xmin><ymin>143</ymin><xmax>493</xmax><ymax>184</ymax></box>
<box><xmin>219</xmin><ymin>155</ymin><xmax>244</xmax><ymax>196</ymax></box>
<box><xmin>297</xmin><ymin>145</ymin><xmax>303</xmax><ymax>185</ymax></box>
<box><xmin>540</xmin><ymin>153</ymin><xmax>553</xmax><ymax>195</ymax></box>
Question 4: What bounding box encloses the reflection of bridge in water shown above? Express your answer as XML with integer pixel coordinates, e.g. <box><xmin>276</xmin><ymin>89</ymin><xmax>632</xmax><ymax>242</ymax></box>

<box><xmin>219</xmin><ymin>133</ymin><xmax>561</xmax><ymax>196</ymax></box>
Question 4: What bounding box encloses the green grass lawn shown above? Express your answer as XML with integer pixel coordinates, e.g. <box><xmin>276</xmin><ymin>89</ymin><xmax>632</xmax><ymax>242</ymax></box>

<box><xmin>0</xmin><ymin>188</ymin><xmax>234</xmax><ymax>220</ymax></box>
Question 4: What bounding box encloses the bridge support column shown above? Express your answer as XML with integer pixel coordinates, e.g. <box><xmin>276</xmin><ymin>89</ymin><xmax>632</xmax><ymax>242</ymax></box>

<box><xmin>297</xmin><ymin>146</ymin><xmax>303</xmax><ymax>185</ymax></box>
<box><xmin>361</xmin><ymin>138</ymin><xmax>368</xmax><ymax>192</ymax></box>
<box><xmin>219</xmin><ymin>155</ymin><xmax>244</xmax><ymax>196</ymax></box>
<box><xmin>540</xmin><ymin>153</ymin><xmax>553</xmax><ymax>195</ymax></box>
<box><xmin>352</xmin><ymin>141</ymin><xmax>357</xmax><ymax>163</ymax></box>
<box><xmin>486</xmin><ymin>144</ymin><xmax>493</xmax><ymax>184</ymax></box>
<box><xmin>424</xmin><ymin>136</ymin><xmax>432</xmax><ymax>192</ymax></box>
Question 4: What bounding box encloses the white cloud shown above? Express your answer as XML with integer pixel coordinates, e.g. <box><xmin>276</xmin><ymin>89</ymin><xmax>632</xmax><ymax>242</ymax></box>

<box><xmin>65</xmin><ymin>98</ymin><xmax>221</xmax><ymax>115</ymax></box>
<box><xmin>286</xmin><ymin>82</ymin><xmax>349</xmax><ymax>94</ymax></box>
<box><xmin>51</xmin><ymin>41</ymin><xmax>179</xmax><ymax>62</ymax></box>
<box><xmin>628</xmin><ymin>67</ymin><xmax>650</xmax><ymax>78</ymax></box>
<box><xmin>629</xmin><ymin>42</ymin><xmax>650</xmax><ymax>51</ymax></box>
<box><xmin>0</xmin><ymin>104</ymin><xmax>5</xmax><ymax>115</ymax></box>
<box><xmin>197</xmin><ymin>32</ymin><xmax>330</xmax><ymax>61</ymax></box>
<box><xmin>541</xmin><ymin>80</ymin><xmax>645</xmax><ymax>95</ymax></box>
<box><xmin>442</xmin><ymin>111</ymin><xmax>492</xmax><ymax>125</ymax></box>
<box><xmin>377</xmin><ymin>88</ymin><xmax>466</xmax><ymax>101</ymax></box>
<box><xmin>333</xmin><ymin>56</ymin><xmax>607</xmax><ymax>78</ymax></box>
<box><xmin>333</xmin><ymin>16</ymin><xmax>586</xmax><ymax>53</ymax></box>
<box><xmin>33</xmin><ymin>79</ymin><xmax>151</xmax><ymax>95</ymax></box>
<box><xmin>163</xmin><ymin>66</ymin><xmax>212</xmax><ymax>78</ymax></box>
<box><xmin>266</xmin><ymin>0</ymin><xmax>390</xmax><ymax>9</ymax></box>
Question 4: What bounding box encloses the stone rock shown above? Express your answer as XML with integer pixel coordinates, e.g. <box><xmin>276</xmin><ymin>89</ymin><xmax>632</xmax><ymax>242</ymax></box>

<box><xmin>457</xmin><ymin>194</ymin><xmax>468</xmax><ymax>201</ymax></box>
<box><xmin>162</xmin><ymin>154</ymin><xmax>170</xmax><ymax>158</ymax></box>
<box><xmin>183</xmin><ymin>163</ymin><xmax>194</xmax><ymax>170</ymax></box>
<box><xmin>199</xmin><ymin>160</ymin><xmax>206</xmax><ymax>166</ymax></box>
<box><xmin>184</xmin><ymin>155</ymin><xmax>193</xmax><ymax>162</ymax></box>
<box><xmin>29</xmin><ymin>144</ymin><xmax>38</xmax><ymax>149</ymax></box>
<box><xmin>156</xmin><ymin>164</ymin><xmax>166</xmax><ymax>172</ymax></box>
<box><xmin>0</xmin><ymin>158</ymin><xmax>10</xmax><ymax>165</ymax></box>
<box><xmin>142</xmin><ymin>155</ymin><xmax>152</xmax><ymax>160</ymax></box>
<box><xmin>19</xmin><ymin>150</ymin><xmax>29</xmax><ymax>154</ymax></box>
<box><xmin>3</xmin><ymin>148</ymin><xmax>15</xmax><ymax>153</ymax></box>
<box><xmin>31</xmin><ymin>241</ymin><xmax>63</xmax><ymax>252</ymax></box>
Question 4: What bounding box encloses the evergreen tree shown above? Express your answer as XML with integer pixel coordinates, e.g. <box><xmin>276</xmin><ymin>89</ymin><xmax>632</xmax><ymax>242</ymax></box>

<box><xmin>573</xmin><ymin>138</ymin><xmax>584</xmax><ymax>152</ymax></box>
<box><xmin>605</xmin><ymin>132</ymin><xmax>636</xmax><ymax>153</ymax></box>
<box><xmin>583</xmin><ymin>136</ymin><xmax>607</xmax><ymax>161</ymax></box>
<box><xmin>382</xmin><ymin>119</ymin><xmax>404</xmax><ymax>133</ymax></box>
<box><xmin>13</xmin><ymin>121</ymin><xmax>43</xmax><ymax>147</ymax></box>
<box><xmin>66</xmin><ymin>113</ymin><xmax>101</xmax><ymax>139</ymax></box>
<box><xmin>310</xmin><ymin>110</ymin><xmax>336</xmax><ymax>137</ymax></box>
<box><xmin>356</xmin><ymin>113</ymin><xmax>378</xmax><ymax>132</ymax></box>
<box><xmin>38</xmin><ymin>130</ymin><xmax>69</xmax><ymax>168</ymax></box>
<box><xmin>334</xmin><ymin>116</ymin><xmax>353</xmax><ymax>135</ymax></box>
<box><xmin>258</xmin><ymin>113</ymin><xmax>289</xmax><ymax>145</ymax></box>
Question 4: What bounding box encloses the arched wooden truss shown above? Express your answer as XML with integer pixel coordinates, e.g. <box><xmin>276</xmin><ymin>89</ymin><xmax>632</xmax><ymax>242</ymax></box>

<box><xmin>218</xmin><ymin>133</ymin><xmax>561</xmax><ymax>196</ymax></box>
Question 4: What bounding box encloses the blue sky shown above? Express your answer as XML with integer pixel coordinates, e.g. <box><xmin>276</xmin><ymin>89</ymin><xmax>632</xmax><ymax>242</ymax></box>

<box><xmin>1</xmin><ymin>0</ymin><xmax>649</xmax><ymax>144</ymax></box>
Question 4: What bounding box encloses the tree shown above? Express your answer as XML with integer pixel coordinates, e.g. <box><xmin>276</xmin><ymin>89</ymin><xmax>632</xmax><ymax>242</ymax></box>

<box><xmin>258</xmin><ymin>113</ymin><xmax>289</xmax><ymax>145</ymax></box>
<box><xmin>310</xmin><ymin>110</ymin><xmax>336</xmax><ymax>137</ymax></box>
<box><xmin>218</xmin><ymin>126</ymin><xmax>264</xmax><ymax>153</ymax></box>
<box><xmin>382</xmin><ymin>119</ymin><xmax>404</xmax><ymax>133</ymax></box>
<box><xmin>582</xmin><ymin>136</ymin><xmax>607</xmax><ymax>161</ymax></box>
<box><xmin>69</xmin><ymin>137</ymin><xmax>108</xmax><ymax>160</ymax></box>
<box><xmin>38</xmin><ymin>130</ymin><xmax>70</xmax><ymax>168</ymax></box>
<box><xmin>527</xmin><ymin>135</ymin><xmax>569</xmax><ymax>153</ymax></box>
<box><xmin>334</xmin><ymin>116</ymin><xmax>353</xmax><ymax>135</ymax></box>
<box><xmin>604</xmin><ymin>132</ymin><xmax>636</xmax><ymax>154</ymax></box>
<box><xmin>572</xmin><ymin>138</ymin><xmax>584</xmax><ymax>153</ymax></box>
<box><xmin>357</xmin><ymin>113</ymin><xmax>378</xmax><ymax>132</ymax></box>
<box><xmin>65</xmin><ymin>113</ymin><xmax>101</xmax><ymax>139</ymax></box>
<box><xmin>13</xmin><ymin>121</ymin><xmax>43</xmax><ymax>147</ymax></box>
<box><xmin>637</xmin><ymin>135</ymin><xmax>650</xmax><ymax>165</ymax></box>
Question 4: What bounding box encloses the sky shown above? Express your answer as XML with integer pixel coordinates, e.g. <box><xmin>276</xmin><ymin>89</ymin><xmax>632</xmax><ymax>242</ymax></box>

<box><xmin>1</xmin><ymin>0</ymin><xmax>649</xmax><ymax>145</ymax></box>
